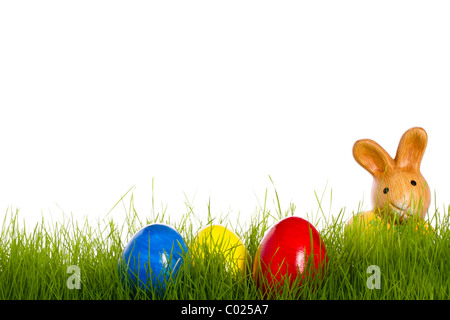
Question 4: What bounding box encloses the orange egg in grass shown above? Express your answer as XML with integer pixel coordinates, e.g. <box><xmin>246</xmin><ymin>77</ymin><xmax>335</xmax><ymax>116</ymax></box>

<box><xmin>409</xmin><ymin>216</ymin><xmax>434</xmax><ymax>234</ymax></box>
<box><xmin>191</xmin><ymin>225</ymin><xmax>251</xmax><ymax>275</ymax></box>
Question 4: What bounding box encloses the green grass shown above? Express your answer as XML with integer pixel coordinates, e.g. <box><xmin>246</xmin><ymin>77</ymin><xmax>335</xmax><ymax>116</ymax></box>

<box><xmin>0</xmin><ymin>185</ymin><xmax>449</xmax><ymax>300</ymax></box>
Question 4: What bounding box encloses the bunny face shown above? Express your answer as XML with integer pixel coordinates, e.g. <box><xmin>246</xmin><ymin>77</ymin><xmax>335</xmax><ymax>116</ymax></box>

<box><xmin>353</xmin><ymin>127</ymin><xmax>431</xmax><ymax>222</ymax></box>
<box><xmin>370</xmin><ymin>167</ymin><xmax>430</xmax><ymax>221</ymax></box>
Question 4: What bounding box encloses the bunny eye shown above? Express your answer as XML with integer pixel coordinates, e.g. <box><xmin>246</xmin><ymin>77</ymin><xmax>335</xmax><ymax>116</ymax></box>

<box><xmin>411</xmin><ymin>180</ymin><xmax>417</xmax><ymax>186</ymax></box>
<box><xmin>383</xmin><ymin>187</ymin><xmax>389</xmax><ymax>194</ymax></box>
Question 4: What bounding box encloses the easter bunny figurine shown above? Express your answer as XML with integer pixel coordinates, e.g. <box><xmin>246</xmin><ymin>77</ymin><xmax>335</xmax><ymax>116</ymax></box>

<box><xmin>349</xmin><ymin>127</ymin><xmax>431</xmax><ymax>226</ymax></box>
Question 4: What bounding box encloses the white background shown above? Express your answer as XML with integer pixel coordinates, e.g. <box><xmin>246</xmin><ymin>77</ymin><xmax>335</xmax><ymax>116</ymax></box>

<box><xmin>1</xmin><ymin>1</ymin><xmax>449</xmax><ymax>229</ymax></box>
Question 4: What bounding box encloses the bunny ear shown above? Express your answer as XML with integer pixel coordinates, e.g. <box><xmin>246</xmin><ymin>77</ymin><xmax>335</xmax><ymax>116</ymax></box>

<box><xmin>395</xmin><ymin>127</ymin><xmax>428</xmax><ymax>170</ymax></box>
<box><xmin>353</xmin><ymin>139</ymin><xmax>394</xmax><ymax>177</ymax></box>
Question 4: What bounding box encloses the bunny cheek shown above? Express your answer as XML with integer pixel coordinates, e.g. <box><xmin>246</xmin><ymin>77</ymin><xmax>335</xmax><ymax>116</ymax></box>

<box><xmin>409</xmin><ymin>177</ymin><xmax>431</xmax><ymax>220</ymax></box>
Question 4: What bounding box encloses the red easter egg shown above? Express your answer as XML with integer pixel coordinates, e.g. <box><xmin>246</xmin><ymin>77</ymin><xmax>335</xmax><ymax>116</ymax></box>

<box><xmin>253</xmin><ymin>216</ymin><xmax>327</xmax><ymax>297</ymax></box>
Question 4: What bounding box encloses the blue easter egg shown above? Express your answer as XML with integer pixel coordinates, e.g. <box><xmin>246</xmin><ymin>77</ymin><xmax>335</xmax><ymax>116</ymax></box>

<box><xmin>119</xmin><ymin>223</ymin><xmax>187</xmax><ymax>294</ymax></box>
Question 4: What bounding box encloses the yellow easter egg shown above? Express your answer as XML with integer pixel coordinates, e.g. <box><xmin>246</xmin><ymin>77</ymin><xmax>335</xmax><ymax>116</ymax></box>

<box><xmin>345</xmin><ymin>211</ymin><xmax>390</xmax><ymax>233</ymax></box>
<box><xmin>191</xmin><ymin>225</ymin><xmax>250</xmax><ymax>275</ymax></box>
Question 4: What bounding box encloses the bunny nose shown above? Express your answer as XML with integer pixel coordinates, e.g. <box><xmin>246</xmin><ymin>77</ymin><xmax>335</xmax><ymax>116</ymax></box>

<box><xmin>391</xmin><ymin>201</ymin><xmax>408</xmax><ymax>211</ymax></box>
